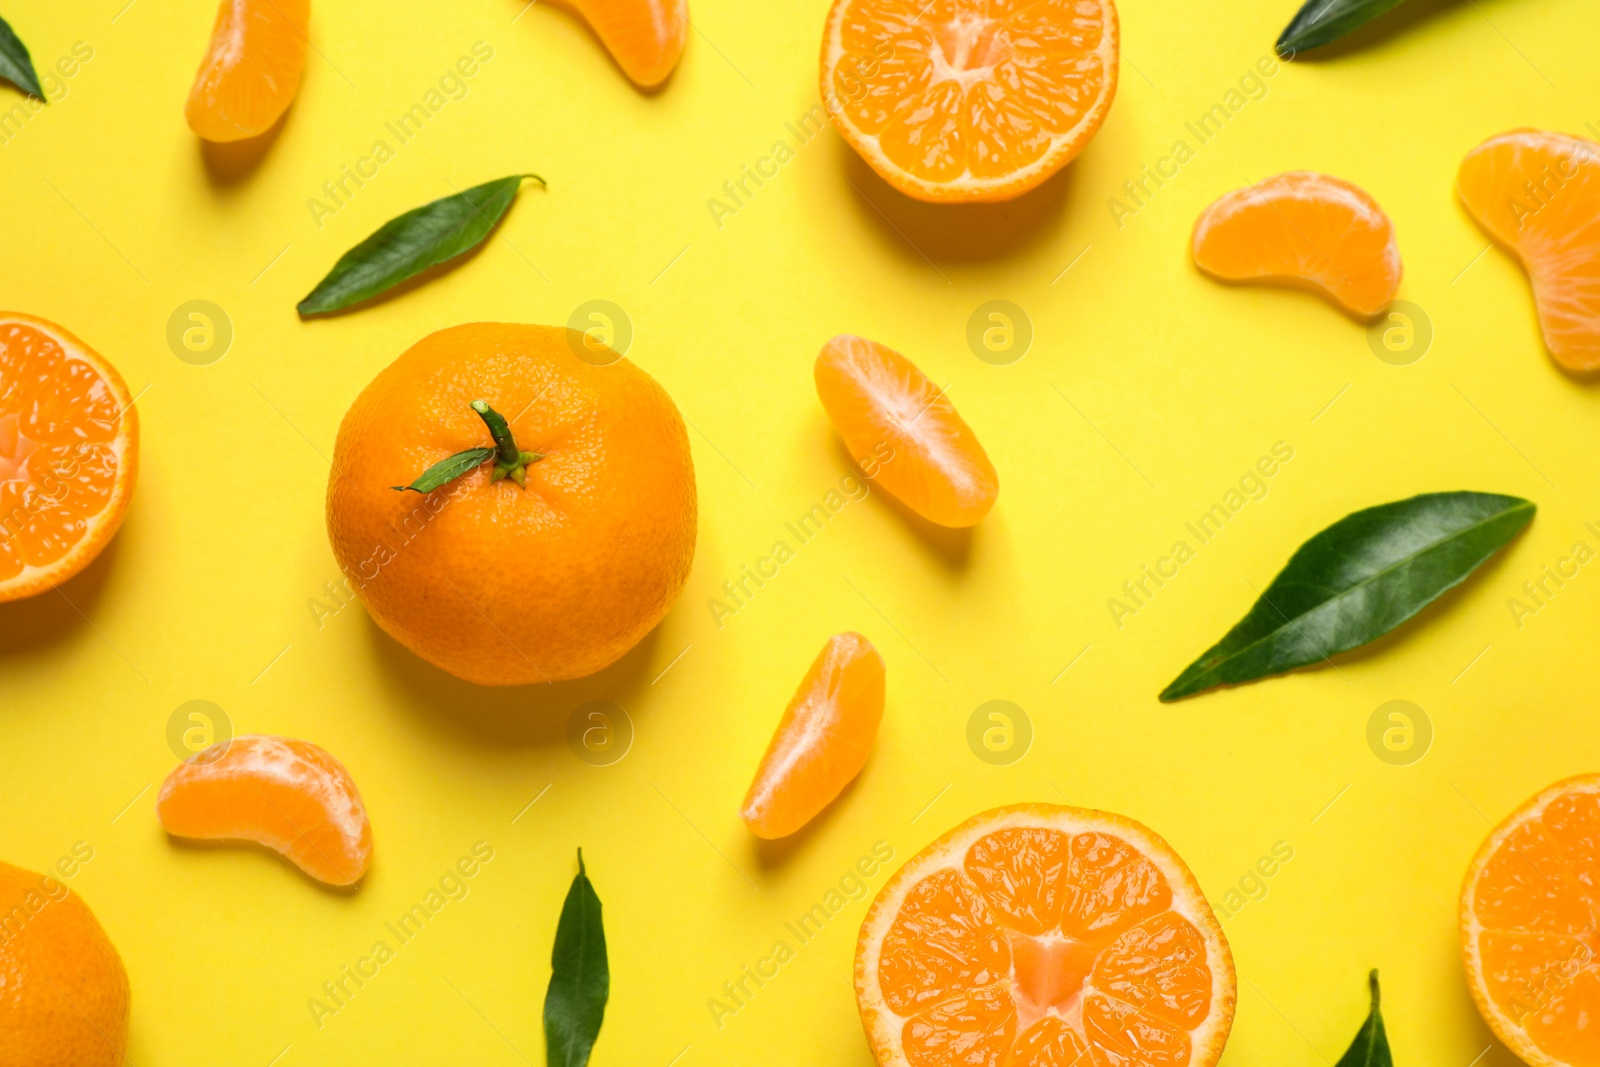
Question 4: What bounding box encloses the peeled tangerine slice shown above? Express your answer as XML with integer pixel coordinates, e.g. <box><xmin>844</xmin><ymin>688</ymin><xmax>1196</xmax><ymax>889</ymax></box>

<box><xmin>561</xmin><ymin>0</ymin><xmax>687</xmax><ymax>89</ymax></box>
<box><xmin>1458</xmin><ymin>130</ymin><xmax>1600</xmax><ymax>372</ymax></box>
<box><xmin>1191</xmin><ymin>171</ymin><xmax>1402</xmax><ymax>319</ymax></box>
<box><xmin>185</xmin><ymin>0</ymin><xmax>310</xmax><ymax>142</ymax></box>
<box><xmin>816</xmin><ymin>335</ymin><xmax>999</xmax><ymax>528</ymax></box>
<box><xmin>157</xmin><ymin>735</ymin><xmax>373</xmax><ymax>886</ymax></box>
<box><xmin>740</xmin><ymin>633</ymin><xmax>885</xmax><ymax>839</ymax></box>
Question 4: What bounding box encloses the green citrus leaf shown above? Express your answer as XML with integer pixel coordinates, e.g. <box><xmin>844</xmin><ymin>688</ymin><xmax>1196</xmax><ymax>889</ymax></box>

<box><xmin>0</xmin><ymin>16</ymin><xmax>45</xmax><ymax>100</ymax></box>
<box><xmin>1277</xmin><ymin>0</ymin><xmax>1410</xmax><ymax>56</ymax></box>
<box><xmin>297</xmin><ymin>174</ymin><xmax>544</xmax><ymax>315</ymax></box>
<box><xmin>389</xmin><ymin>447</ymin><xmax>493</xmax><ymax>493</ymax></box>
<box><xmin>1335</xmin><ymin>971</ymin><xmax>1393</xmax><ymax>1067</ymax></box>
<box><xmin>1161</xmin><ymin>491</ymin><xmax>1535</xmax><ymax>702</ymax></box>
<box><xmin>545</xmin><ymin>849</ymin><xmax>608</xmax><ymax>1067</ymax></box>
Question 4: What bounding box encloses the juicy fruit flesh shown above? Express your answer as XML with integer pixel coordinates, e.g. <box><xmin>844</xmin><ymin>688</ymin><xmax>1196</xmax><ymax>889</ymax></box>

<box><xmin>1465</xmin><ymin>780</ymin><xmax>1600</xmax><ymax>1067</ymax></box>
<box><xmin>185</xmin><ymin>0</ymin><xmax>310</xmax><ymax>142</ymax></box>
<box><xmin>564</xmin><ymin>0</ymin><xmax>688</xmax><ymax>88</ymax></box>
<box><xmin>815</xmin><ymin>335</ymin><xmax>998</xmax><ymax>528</ymax></box>
<box><xmin>877</xmin><ymin>826</ymin><xmax>1214</xmax><ymax>1067</ymax></box>
<box><xmin>0</xmin><ymin>323</ymin><xmax>124</xmax><ymax>586</ymax></box>
<box><xmin>1457</xmin><ymin>130</ymin><xmax>1600</xmax><ymax>371</ymax></box>
<box><xmin>824</xmin><ymin>0</ymin><xmax>1117</xmax><ymax>199</ymax></box>
<box><xmin>740</xmin><ymin>632</ymin><xmax>885</xmax><ymax>839</ymax></box>
<box><xmin>1191</xmin><ymin>172</ymin><xmax>1402</xmax><ymax>319</ymax></box>
<box><xmin>157</xmin><ymin>735</ymin><xmax>373</xmax><ymax>886</ymax></box>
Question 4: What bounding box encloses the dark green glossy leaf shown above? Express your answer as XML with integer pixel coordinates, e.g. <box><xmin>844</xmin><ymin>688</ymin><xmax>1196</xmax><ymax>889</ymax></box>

<box><xmin>1277</xmin><ymin>0</ymin><xmax>1409</xmax><ymax>56</ymax></box>
<box><xmin>298</xmin><ymin>174</ymin><xmax>543</xmax><ymax>315</ymax></box>
<box><xmin>1161</xmin><ymin>491</ymin><xmax>1534</xmax><ymax>702</ymax></box>
<box><xmin>389</xmin><ymin>447</ymin><xmax>493</xmax><ymax>493</ymax></box>
<box><xmin>0</xmin><ymin>16</ymin><xmax>44</xmax><ymax>100</ymax></box>
<box><xmin>545</xmin><ymin>849</ymin><xmax>608</xmax><ymax>1067</ymax></box>
<box><xmin>1335</xmin><ymin>971</ymin><xmax>1393</xmax><ymax>1067</ymax></box>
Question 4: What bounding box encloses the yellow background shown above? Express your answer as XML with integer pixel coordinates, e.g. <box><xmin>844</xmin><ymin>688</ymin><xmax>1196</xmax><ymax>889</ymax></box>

<box><xmin>2</xmin><ymin>0</ymin><xmax>1598</xmax><ymax>1062</ymax></box>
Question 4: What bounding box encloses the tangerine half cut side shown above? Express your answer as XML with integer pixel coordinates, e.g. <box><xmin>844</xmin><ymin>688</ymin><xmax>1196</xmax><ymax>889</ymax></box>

<box><xmin>1191</xmin><ymin>171</ymin><xmax>1402</xmax><ymax>320</ymax></box>
<box><xmin>820</xmin><ymin>0</ymin><xmax>1119</xmax><ymax>203</ymax></box>
<box><xmin>740</xmin><ymin>632</ymin><xmax>886</xmax><ymax>840</ymax></box>
<box><xmin>185</xmin><ymin>0</ymin><xmax>310</xmax><ymax>142</ymax></box>
<box><xmin>1461</xmin><ymin>774</ymin><xmax>1600</xmax><ymax>1067</ymax></box>
<box><xmin>1458</xmin><ymin>130</ymin><xmax>1600</xmax><ymax>372</ymax></box>
<box><xmin>157</xmin><ymin>735</ymin><xmax>374</xmax><ymax>887</ymax></box>
<box><xmin>0</xmin><ymin>313</ymin><xmax>137</xmax><ymax>604</ymax></box>
<box><xmin>857</xmin><ymin>803</ymin><xmax>1235</xmax><ymax>1067</ymax></box>
<box><xmin>816</xmin><ymin>334</ymin><xmax>998</xmax><ymax>528</ymax></box>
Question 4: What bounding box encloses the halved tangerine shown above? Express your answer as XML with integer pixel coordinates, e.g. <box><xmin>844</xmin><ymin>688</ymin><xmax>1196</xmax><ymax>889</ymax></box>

<box><xmin>1458</xmin><ymin>130</ymin><xmax>1600</xmax><ymax>372</ymax></box>
<box><xmin>857</xmin><ymin>803</ymin><xmax>1235</xmax><ymax>1067</ymax></box>
<box><xmin>816</xmin><ymin>334</ymin><xmax>998</xmax><ymax>528</ymax></box>
<box><xmin>185</xmin><ymin>0</ymin><xmax>310</xmax><ymax>142</ymax></box>
<box><xmin>820</xmin><ymin>0</ymin><xmax>1119</xmax><ymax>203</ymax></box>
<box><xmin>740</xmin><ymin>632</ymin><xmax>885</xmax><ymax>839</ymax></box>
<box><xmin>0</xmin><ymin>313</ymin><xmax>137</xmax><ymax>603</ymax></box>
<box><xmin>1191</xmin><ymin>171</ymin><xmax>1402</xmax><ymax>319</ymax></box>
<box><xmin>157</xmin><ymin>735</ymin><xmax>373</xmax><ymax>887</ymax></box>
<box><xmin>1461</xmin><ymin>774</ymin><xmax>1600</xmax><ymax>1067</ymax></box>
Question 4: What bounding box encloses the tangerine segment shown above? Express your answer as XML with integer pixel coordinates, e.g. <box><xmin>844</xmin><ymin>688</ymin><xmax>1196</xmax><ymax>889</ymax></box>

<box><xmin>816</xmin><ymin>335</ymin><xmax>998</xmax><ymax>528</ymax></box>
<box><xmin>741</xmin><ymin>632</ymin><xmax>885</xmax><ymax>839</ymax></box>
<box><xmin>0</xmin><ymin>314</ymin><xmax>137</xmax><ymax>604</ymax></box>
<box><xmin>562</xmin><ymin>0</ymin><xmax>688</xmax><ymax>88</ymax></box>
<box><xmin>1461</xmin><ymin>775</ymin><xmax>1600</xmax><ymax>1067</ymax></box>
<box><xmin>858</xmin><ymin>804</ymin><xmax>1234</xmax><ymax>1067</ymax></box>
<box><xmin>1191</xmin><ymin>171</ymin><xmax>1402</xmax><ymax>319</ymax></box>
<box><xmin>1458</xmin><ymin>130</ymin><xmax>1600</xmax><ymax>371</ymax></box>
<box><xmin>820</xmin><ymin>0</ymin><xmax>1118</xmax><ymax>203</ymax></box>
<box><xmin>185</xmin><ymin>0</ymin><xmax>310</xmax><ymax>142</ymax></box>
<box><xmin>157</xmin><ymin>735</ymin><xmax>373</xmax><ymax>887</ymax></box>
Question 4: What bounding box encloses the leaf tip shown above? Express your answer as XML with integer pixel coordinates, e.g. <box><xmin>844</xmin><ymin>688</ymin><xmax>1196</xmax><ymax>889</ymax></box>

<box><xmin>1368</xmin><ymin>968</ymin><xmax>1380</xmax><ymax>1008</ymax></box>
<box><xmin>576</xmin><ymin>847</ymin><xmax>586</xmax><ymax>876</ymax></box>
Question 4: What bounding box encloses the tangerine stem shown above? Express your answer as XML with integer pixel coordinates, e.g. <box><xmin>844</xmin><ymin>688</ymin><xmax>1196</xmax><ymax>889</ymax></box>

<box><xmin>470</xmin><ymin>399</ymin><xmax>543</xmax><ymax>487</ymax></box>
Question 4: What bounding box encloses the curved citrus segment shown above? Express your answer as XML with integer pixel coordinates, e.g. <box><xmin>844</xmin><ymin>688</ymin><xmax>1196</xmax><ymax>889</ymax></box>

<box><xmin>816</xmin><ymin>334</ymin><xmax>998</xmax><ymax>528</ymax></box>
<box><xmin>157</xmin><ymin>735</ymin><xmax>373</xmax><ymax>887</ymax></box>
<box><xmin>857</xmin><ymin>804</ymin><xmax>1235</xmax><ymax>1067</ymax></box>
<box><xmin>0</xmin><ymin>860</ymin><xmax>130</xmax><ymax>1067</ymax></box>
<box><xmin>185</xmin><ymin>0</ymin><xmax>310</xmax><ymax>142</ymax></box>
<box><xmin>1461</xmin><ymin>774</ymin><xmax>1600</xmax><ymax>1067</ymax></box>
<box><xmin>1458</xmin><ymin>130</ymin><xmax>1600</xmax><ymax>371</ymax></box>
<box><xmin>1191</xmin><ymin>171</ymin><xmax>1402</xmax><ymax>319</ymax></box>
<box><xmin>740</xmin><ymin>632</ymin><xmax>885</xmax><ymax>839</ymax></box>
<box><xmin>820</xmin><ymin>0</ymin><xmax>1118</xmax><ymax>202</ymax></box>
<box><xmin>562</xmin><ymin>0</ymin><xmax>687</xmax><ymax>88</ymax></box>
<box><xmin>0</xmin><ymin>314</ymin><xmax>137</xmax><ymax>604</ymax></box>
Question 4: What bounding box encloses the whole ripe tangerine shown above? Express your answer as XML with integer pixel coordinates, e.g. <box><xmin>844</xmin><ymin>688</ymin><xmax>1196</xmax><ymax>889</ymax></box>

<box><xmin>326</xmin><ymin>323</ymin><xmax>697</xmax><ymax>686</ymax></box>
<box><xmin>0</xmin><ymin>860</ymin><xmax>130</xmax><ymax>1067</ymax></box>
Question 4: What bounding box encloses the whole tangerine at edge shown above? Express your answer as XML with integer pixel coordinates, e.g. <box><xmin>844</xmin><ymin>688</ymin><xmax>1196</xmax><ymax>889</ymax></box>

<box><xmin>326</xmin><ymin>323</ymin><xmax>697</xmax><ymax>686</ymax></box>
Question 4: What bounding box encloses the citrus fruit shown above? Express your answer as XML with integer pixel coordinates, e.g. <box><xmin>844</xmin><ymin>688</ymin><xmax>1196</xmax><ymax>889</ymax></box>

<box><xmin>326</xmin><ymin>323</ymin><xmax>696</xmax><ymax>686</ymax></box>
<box><xmin>0</xmin><ymin>860</ymin><xmax>130</xmax><ymax>1067</ymax></box>
<box><xmin>0</xmin><ymin>313</ymin><xmax>137</xmax><ymax>603</ymax></box>
<box><xmin>1191</xmin><ymin>171</ymin><xmax>1402</xmax><ymax>319</ymax></box>
<box><xmin>740</xmin><ymin>632</ymin><xmax>885</xmax><ymax>839</ymax></box>
<box><xmin>562</xmin><ymin>0</ymin><xmax>688</xmax><ymax>88</ymax></box>
<box><xmin>185</xmin><ymin>0</ymin><xmax>310</xmax><ymax>142</ymax></box>
<box><xmin>157</xmin><ymin>734</ymin><xmax>373</xmax><ymax>887</ymax></box>
<box><xmin>816</xmin><ymin>334</ymin><xmax>998</xmax><ymax>528</ymax></box>
<box><xmin>1460</xmin><ymin>773</ymin><xmax>1600</xmax><ymax>1067</ymax></box>
<box><xmin>857</xmin><ymin>803</ymin><xmax>1235</xmax><ymax>1067</ymax></box>
<box><xmin>1458</xmin><ymin>130</ymin><xmax>1600</xmax><ymax>372</ymax></box>
<box><xmin>820</xmin><ymin>0</ymin><xmax>1119</xmax><ymax>203</ymax></box>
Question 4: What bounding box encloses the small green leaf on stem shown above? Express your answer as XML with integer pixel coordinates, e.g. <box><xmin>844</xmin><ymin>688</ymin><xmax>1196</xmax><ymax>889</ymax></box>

<box><xmin>0</xmin><ymin>16</ymin><xmax>45</xmax><ymax>100</ymax></box>
<box><xmin>297</xmin><ymin>174</ymin><xmax>545</xmax><ymax>315</ymax></box>
<box><xmin>1334</xmin><ymin>971</ymin><xmax>1393</xmax><ymax>1067</ymax></box>
<box><xmin>1277</xmin><ymin>0</ymin><xmax>1410</xmax><ymax>57</ymax></box>
<box><xmin>1160</xmin><ymin>491</ymin><xmax>1534</xmax><ymax>701</ymax></box>
<box><xmin>390</xmin><ymin>447</ymin><xmax>494</xmax><ymax>493</ymax></box>
<box><xmin>545</xmin><ymin>849</ymin><xmax>608</xmax><ymax>1067</ymax></box>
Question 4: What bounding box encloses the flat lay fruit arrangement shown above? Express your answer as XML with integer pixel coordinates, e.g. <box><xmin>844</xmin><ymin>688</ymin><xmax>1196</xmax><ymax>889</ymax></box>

<box><xmin>2</xmin><ymin>0</ymin><xmax>1599</xmax><ymax>1064</ymax></box>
